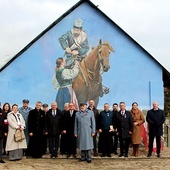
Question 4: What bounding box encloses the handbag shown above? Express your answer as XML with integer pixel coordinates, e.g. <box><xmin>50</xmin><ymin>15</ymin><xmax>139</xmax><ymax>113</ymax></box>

<box><xmin>14</xmin><ymin>129</ymin><xmax>26</xmax><ymax>142</ymax></box>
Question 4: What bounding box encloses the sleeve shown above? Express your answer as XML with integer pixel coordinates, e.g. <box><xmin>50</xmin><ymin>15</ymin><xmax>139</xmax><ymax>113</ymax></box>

<box><xmin>62</xmin><ymin>65</ymin><xmax>79</xmax><ymax>79</ymax></box>
<box><xmin>28</xmin><ymin>111</ymin><xmax>34</xmax><ymax>133</ymax></box>
<box><xmin>7</xmin><ymin>114</ymin><xmax>18</xmax><ymax>130</ymax></box>
<box><xmin>146</xmin><ymin>111</ymin><xmax>155</xmax><ymax>125</ymax></box>
<box><xmin>129</xmin><ymin>112</ymin><xmax>134</xmax><ymax>132</ymax></box>
<box><xmin>52</xmin><ymin>73</ymin><xmax>60</xmax><ymax>90</ymax></box>
<box><xmin>58</xmin><ymin>31</ymin><xmax>70</xmax><ymax>50</ymax></box>
<box><xmin>158</xmin><ymin>110</ymin><xmax>166</xmax><ymax>126</ymax></box>
<box><xmin>74</xmin><ymin>113</ymin><xmax>78</xmax><ymax>135</ymax></box>
<box><xmin>137</xmin><ymin>111</ymin><xmax>145</xmax><ymax>125</ymax></box>
<box><xmin>91</xmin><ymin>111</ymin><xmax>96</xmax><ymax>134</ymax></box>
<box><xmin>96</xmin><ymin>112</ymin><xmax>102</xmax><ymax>130</ymax></box>
<box><xmin>3</xmin><ymin>112</ymin><xmax>8</xmax><ymax>133</ymax></box>
<box><xmin>60</xmin><ymin>112</ymin><xmax>65</xmax><ymax>131</ymax></box>
<box><xmin>20</xmin><ymin>114</ymin><xmax>26</xmax><ymax>129</ymax></box>
<box><xmin>112</xmin><ymin>112</ymin><xmax>117</xmax><ymax>129</ymax></box>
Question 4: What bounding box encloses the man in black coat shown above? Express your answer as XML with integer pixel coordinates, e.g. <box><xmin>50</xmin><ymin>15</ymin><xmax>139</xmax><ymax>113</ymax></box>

<box><xmin>27</xmin><ymin>101</ymin><xmax>46</xmax><ymax>158</ymax></box>
<box><xmin>62</xmin><ymin>102</ymin><xmax>77</xmax><ymax>158</ymax></box>
<box><xmin>146</xmin><ymin>102</ymin><xmax>165</xmax><ymax>158</ymax></box>
<box><xmin>0</xmin><ymin>105</ymin><xmax>7</xmax><ymax>163</ymax></box>
<box><xmin>112</xmin><ymin>103</ymin><xmax>119</xmax><ymax>155</ymax></box>
<box><xmin>87</xmin><ymin>100</ymin><xmax>99</xmax><ymax>156</ymax></box>
<box><xmin>60</xmin><ymin>103</ymin><xmax>69</xmax><ymax>155</ymax></box>
<box><xmin>46</xmin><ymin>102</ymin><xmax>62</xmax><ymax>158</ymax></box>
<box><xmin>114</xmin><ymin>102</ymin><xmax>133</xmax><ymax>157</ymax></box>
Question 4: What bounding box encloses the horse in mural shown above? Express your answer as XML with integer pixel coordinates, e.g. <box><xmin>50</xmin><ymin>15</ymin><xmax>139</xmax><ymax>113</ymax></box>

<box><xmin>72</xmin><ymin>39</ymin><xmax>114</xmax><ymax>106</ymax></box>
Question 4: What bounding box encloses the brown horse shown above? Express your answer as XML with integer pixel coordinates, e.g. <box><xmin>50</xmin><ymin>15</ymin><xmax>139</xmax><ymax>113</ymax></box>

<box><xmin>72</xmin><ymin>40</ymin><xmax>114</xmax><ymax>106</ymax></box>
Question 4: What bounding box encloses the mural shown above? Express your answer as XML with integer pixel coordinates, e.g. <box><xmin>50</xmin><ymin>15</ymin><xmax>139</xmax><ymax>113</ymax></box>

<box><xmin>0</xmin><ymin>2</ymin><xmax>164</xmax><ymax>110</ymax></box>
<box><xmin>52</xmin><ymin>18</ymin><xmax>114</xmax><ymax>110</ymax></box>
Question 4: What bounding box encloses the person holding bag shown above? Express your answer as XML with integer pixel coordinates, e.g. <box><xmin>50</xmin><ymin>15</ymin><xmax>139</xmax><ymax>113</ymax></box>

<box><xmin>6</xmin><ymin>104</ymin><xmax>27</xmax><ymax>161</ymax></box>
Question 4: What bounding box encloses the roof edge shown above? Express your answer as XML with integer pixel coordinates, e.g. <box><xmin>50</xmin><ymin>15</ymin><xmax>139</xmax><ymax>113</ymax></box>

<box><xmin>1</xmin><ymin>0</ymin><xmax>170</xmax><ymax>77</ymax></box>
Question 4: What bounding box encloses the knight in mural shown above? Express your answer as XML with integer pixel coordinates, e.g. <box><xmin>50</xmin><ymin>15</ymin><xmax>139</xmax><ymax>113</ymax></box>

<box><xmin>52</xmin><ymin>58</ymin><xmax>79</xmax><ymax>110</ymax></box>
<box><xmin>58</xmin><ymin>18</ymin><xmax>89</xmax><ymax>67</ymax></box>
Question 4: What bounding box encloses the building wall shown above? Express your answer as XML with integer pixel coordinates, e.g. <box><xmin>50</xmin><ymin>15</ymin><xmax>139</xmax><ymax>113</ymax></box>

<box><xmin>0</xmin><ymin>2</ymin><xmax>164</xmax><ymax>110</ymax></box>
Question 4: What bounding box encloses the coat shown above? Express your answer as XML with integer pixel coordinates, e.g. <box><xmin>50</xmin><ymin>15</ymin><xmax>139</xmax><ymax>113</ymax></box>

<box><xmin>74</xmin><ymin>109</ymin><xmax>96</xmax><ymax>150</ymax></box>
<box><xmin>46</xmin><ymin>108</ymin><xmax>62</xmax><ymax>135</ymax></box>
<box><xmin>18</xmin><ymin>106</ymin><xmax>32</xmax><ymax>145</ymax></box>
<box><xmin>28</xmin><ymin>108</ymin><xmax>46</xmax><ymax>135</ymax></box>
<box><xmin>131</xmin><ymin>109</ymin><xmax>145</xmax><ymax>144</ymax></box>
<box><xmin>114</xmin><ymin>110</ymin><xmax>133</xmax><ymax>139</ymax></box>
<box><xmin>98</xmin><ymin>110</ymin><xmax>113</xmax><ymax>130</ymax></box>
<box><xmin>146</xmin><ymin>108</ymin><xmax>165</xmax><ymax>136</ymax></box>
<box><xmin>0</xmin><ymin>109</ymin><xmax>7</xmax><ymax>138</ymax></box>
<box><xmin>62</xmin><ymin>110</ymin><xmax>77</xmax><ymax>134</ymax></box>
<box><xmin>6</xmin><ymin>112</ymin><xmax>27</xmax><ymax>151</ymax></box>
<box><xmin>27</xmin><ymin>108</ymin><xmax>46</xmax><ymax>157</ymax></box>
<box><xmin>61</xmin><ymin>110</ymin><xmax>77</xmax><ymax>154</ymax></box>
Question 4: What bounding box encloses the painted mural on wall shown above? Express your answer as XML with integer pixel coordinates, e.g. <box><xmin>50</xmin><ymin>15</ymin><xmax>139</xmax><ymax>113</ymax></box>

<box><xmin>0</xmin><ymin>2</ymin><xmax>164</xmax><ymax>110</ymax></box>
<box><xmin>52</xmin><ymin>18</ymin><xmax>114</xmax><ymax>110</ymax></box>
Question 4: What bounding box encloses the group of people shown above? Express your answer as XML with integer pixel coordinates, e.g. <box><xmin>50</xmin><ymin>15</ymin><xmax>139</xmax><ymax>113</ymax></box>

<box><xmin>0</xmin><ymin>100</ymin><xmax>166</xmax><ymax>164</ymax></box>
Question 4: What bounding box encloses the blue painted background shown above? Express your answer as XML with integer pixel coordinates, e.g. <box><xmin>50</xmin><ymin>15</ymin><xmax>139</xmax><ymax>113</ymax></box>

<box><xmin>0</xmin><ymin>2</ymin><xmax>164</xmax><ymax>110</ymax></box>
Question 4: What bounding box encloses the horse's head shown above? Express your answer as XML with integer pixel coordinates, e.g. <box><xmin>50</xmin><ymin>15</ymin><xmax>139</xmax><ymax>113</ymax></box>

<box><xmin>97</xmin><ymin>40</ymin><xmax>114</xmax><ymax>72</ymax></box>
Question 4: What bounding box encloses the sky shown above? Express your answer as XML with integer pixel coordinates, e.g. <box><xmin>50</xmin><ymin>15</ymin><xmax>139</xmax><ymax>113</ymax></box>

<box><xmin>0</xmin><ymin>0</ymin><xmax>170</xmax><ymax>72</ymax></box>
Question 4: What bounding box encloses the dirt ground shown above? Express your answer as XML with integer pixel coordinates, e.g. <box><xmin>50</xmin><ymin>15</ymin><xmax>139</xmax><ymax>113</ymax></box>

<box><xmin>1</xmin><ymin>148</ymin><xmax>170</xmax><ymax>170</ymax></box>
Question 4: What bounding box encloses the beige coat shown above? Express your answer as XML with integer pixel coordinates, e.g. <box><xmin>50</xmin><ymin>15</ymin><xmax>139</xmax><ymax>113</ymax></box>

<box><xmin>6</xmin><ymin>112</ymin><xmax>27</xmax><ymax>151</ymax></box>
<box><xmin>131</xmin><ymin>109</ymin><xmax>145</xmax><ymax>144</ymax></box>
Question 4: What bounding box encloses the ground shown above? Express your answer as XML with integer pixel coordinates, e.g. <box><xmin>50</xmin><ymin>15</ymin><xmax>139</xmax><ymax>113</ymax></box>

<box><xmin>1</xmin><ymin>148</ymin><xmax>170</xmax><ymax>170</ymax></box>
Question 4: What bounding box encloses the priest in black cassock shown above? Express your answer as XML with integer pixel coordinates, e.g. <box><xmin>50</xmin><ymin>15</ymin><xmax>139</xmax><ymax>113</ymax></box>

<box><xmin>62</xmin><ymin>102</ymin><xmax>77</xmax><ymax>158</ymax></box>
<box><xmin>27</xmin><ymin>101</ymin><xmax>46</xmax><ymax>158</ymax></box>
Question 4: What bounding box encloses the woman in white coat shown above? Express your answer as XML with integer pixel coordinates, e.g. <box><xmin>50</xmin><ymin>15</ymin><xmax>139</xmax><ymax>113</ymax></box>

<box><xmin>6</xmin><ymin>104</ymin><xmax>27</xmax><ymax>161</ymax></box>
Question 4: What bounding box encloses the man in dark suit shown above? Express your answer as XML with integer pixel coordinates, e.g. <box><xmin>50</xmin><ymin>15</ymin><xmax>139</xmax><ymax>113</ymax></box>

<box><xmin>0</xmin><ymin>103</ymin><xmax>7</xmax><ymax>163</ymax></box>
<box><xmin>46</xmin><ymin>102</ymin><xmax>62</xmax><ymax>158</ymax></box>
<box><xmin>87</xmin><ymin>99</ymin><xmax>99</xmax><ymax>156</ymax></box>
<box><xmin>146</xmin><ymin>102</ymin><xmax>165</xmax><ymax>158</ymax></box>
<box><xmin>62</xmin><ymin>102</ymin><xmax>77</xmax><ymax>158</ymax></box>
<box><xmin>112</xmin><ymin>103</ymin><xmax>119</xmax><ymax>155</ymax></box>
<box><xmin>114</xmin><ymin>102</ymin><xmax>133</xmax><ymax>157</ymax></box>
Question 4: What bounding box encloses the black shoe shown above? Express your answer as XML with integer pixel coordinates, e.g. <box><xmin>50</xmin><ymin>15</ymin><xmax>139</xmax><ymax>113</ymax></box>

<box><xmin>107</xmin><ymin>154</ymin><xmax>111</xmax><ymax>157</ymax></box>
<box><xmin>79</xmin><ymin>158</ymin><xmax>86</xmax><ymax>162</ymax></box>
<box><xmin>73</xmin><ymin>154</ymin><xmax>77</xmax><ymax>158</ymax></box>
<box><xmin>101</xmin><ymin>154</ymin><xmax>106</xmax><ymax>157</ymax></box>
<box><xmin>147</xmin><ymin>154</ymin><xmax>152</xmax><ymax>157</ymax></box>
<box><xmin>113</xmin><ymin>151</ymin><xmax>118</xmax><ymax>155</ymax></box>
<box><xmin>157</xmin><ymin>153</ymin><xmax>160</xmax><ymax>158</ymax></box>
<box><xmin>66</xmin><ymin>154</ymin><xmax>70</xmax><ymax>159</ymax></box>
<box><xmin>50</xmin><ymin>154</ymin><xmax>55</xmax><ymax>159</ymax></box>
<box><xmin>124</xmin><ymin>154</ymin><xmax>128</xmax><ymax>157</ymax></box>
<box><xmin>93</xmin><ymin>152</ymin><xmax>98</xmax><ymax>157</ymax></box>
<box><xmin>118</xmin><ymin>154</ymin><xmax>124</xmax><ymax>157</ymax></box>
<box><xmin>87</xmin><ymin>160</ymin><xmax>91</xmax><ymax>163</ymax></box>
<box><xmin>0</xmin><ymin>160</ymin><xmax>5</xmax><ymax>163</ymax></box>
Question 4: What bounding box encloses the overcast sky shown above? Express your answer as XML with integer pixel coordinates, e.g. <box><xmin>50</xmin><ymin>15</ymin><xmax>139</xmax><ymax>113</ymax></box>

<box><xmin>0</xmin><ymin>0</ymin><xmax>170</xmax><ymax>72</ymax></box>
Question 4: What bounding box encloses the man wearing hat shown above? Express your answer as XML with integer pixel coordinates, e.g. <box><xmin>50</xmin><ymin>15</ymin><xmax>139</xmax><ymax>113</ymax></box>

<box><xmin>59</xmin><ymin>18</ymin><xmax>89</xmax><ymax>66</ymax></box>
<box><xmin>74</xmin><ymin>102</ymin><xmax>95</xmax><ymax>163</ymax></box>
<box><xmin>19</xmin><ymin>99</ymin><xmax>32</xmax><ymax>149</ymax></box>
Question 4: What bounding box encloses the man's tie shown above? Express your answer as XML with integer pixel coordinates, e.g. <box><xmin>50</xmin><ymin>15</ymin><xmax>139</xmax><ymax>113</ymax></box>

<box><xmin>70</xmin><ymin>110</ymin><xmax>73</xmax><ymax>117</ymax></box>
<box><xmin>53</xmin><ymin>110</ymin><xmax>55</xmax><ymax>117</ymax></box>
